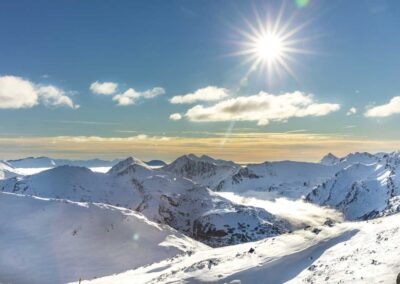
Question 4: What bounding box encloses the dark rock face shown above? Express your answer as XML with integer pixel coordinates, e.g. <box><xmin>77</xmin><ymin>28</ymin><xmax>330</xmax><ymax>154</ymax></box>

<box><xmin>231</xmin><ymin>167</ymin><xmax>260</xmax><ymax>184</ymax></box>
<box><xmin>161</xmin><ymin>154</ymin><xmax>239</xmax><ymax>189</ymax></box>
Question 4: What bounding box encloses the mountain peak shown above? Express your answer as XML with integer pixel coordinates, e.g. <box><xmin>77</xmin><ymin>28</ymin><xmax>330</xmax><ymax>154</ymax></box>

<box><xmin>320</xmin><ymin>153</ymin><xmax>339</xmax><ymax>165</ymax></box>
<box><xmin>107</xmin><ymin>157</ymin><xmax>149</xmax><ymax>175</ymax></box>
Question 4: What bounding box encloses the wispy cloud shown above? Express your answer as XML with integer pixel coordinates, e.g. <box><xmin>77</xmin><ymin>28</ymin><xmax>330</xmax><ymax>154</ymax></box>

<box><xmin>346</xmin><ymin>107</ymin><xmax>357</xmax><ymax>115</ymax></box>
<box><xmin>170</xmin><ymin>86</ymin><xmax>229</xmax><ymax>104</ymax></box>
<box><xmin>56</xmin><ymin>120</ymin><xmax>118</xmax><ymax>125</ymax></box>
<box><xmin>113</xmin><ymin>87</ymin><xmax>165</xmax><ymax>106</ymax></box>
<box><xmin>365</xmin><ymin>96</ymin><xmax>400</xmax><ymax>117</ymax></box>
<box><xmin>344</xmin><ymin>125</ymin><xmax>356</xmax><ymax>129</ymax></box>
<box><xmin>0</xmin><ymin>75</ymin><xmax>78</xmax><ymax>109</ymax></box>
<box><xmin>90</xmin><ymin>81</ymin><xmax>118</xmax><ymax>95</ymax></box>
<box><xmin>185</xmin><ymin>91</ymin><xmax>340</xmax><ymax>126</ymax></box>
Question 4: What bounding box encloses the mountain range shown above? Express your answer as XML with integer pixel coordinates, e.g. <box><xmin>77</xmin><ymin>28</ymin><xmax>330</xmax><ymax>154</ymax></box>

<box><xmin>1</xmin><ymin>151</ymin><xmax>400</xmax><ymax>283</ymax></box>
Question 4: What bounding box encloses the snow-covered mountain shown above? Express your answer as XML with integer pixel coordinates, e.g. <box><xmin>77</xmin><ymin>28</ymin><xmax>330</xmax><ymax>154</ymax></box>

<box><xmin>0</xmin><ymin>157</ymin><xmax>289</xmax><ymax>247</ymax></box>
<box><xmin>162</xmin><ymin>154</ymin><xmax>240</xmax><ymax>188</ymax></box>
<box><xmin>0</xmin><ymin>192</ymin><xmax>206</xmax><ymax>284</ymax></box>
<box><xmin>308</xmin><ymin>152</ymin><xmax>400</xmax><ymax>220</ymax></box>
<box><xmin>320</xmin><ymin>152</ymin><xmax>340</xmax><ymax>165</ymax></box>
<box><xmin>215</xmin><ymin>161</ymin><xmax>339</xmax><ymax>199</ymax></box>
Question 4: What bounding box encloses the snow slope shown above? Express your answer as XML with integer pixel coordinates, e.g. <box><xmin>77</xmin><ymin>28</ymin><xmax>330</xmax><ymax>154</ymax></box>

<box><xmin>80</xmin><ymin>218</ymin><xmax>356</xmax><ymax>283</ymax></box>
<box><xmin>289</xmin><ymin>213</ymin><xmax>400</xmax><ymax>283</ymax></box>
<box><xmin>81</xmin><ymin>210</ymin><xmax>400</xmax><ymax>284</ymax></box>
<box><xmin>0</xmin><ymin>192</ymin><xmax>206</xmax><ymax>284</ymax></box>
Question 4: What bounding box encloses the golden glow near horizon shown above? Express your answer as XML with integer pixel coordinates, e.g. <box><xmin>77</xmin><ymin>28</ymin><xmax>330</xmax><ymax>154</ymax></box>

<box><xmin>0</xmin><ymin>134</ymin><xmax>399</xmax><ymax>164</ymax></box>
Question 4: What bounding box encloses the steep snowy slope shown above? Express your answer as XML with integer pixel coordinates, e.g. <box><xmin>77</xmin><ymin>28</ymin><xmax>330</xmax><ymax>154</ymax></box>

<box><xmin>161</xmin><ymin>154</ymin><xmax>240</xmax><ymax>188</ymax></box>
<box><xmin>216</xmin><ymin>161</ymin><xmax>338</xmax><ymax>199</ymax></box>
<box><xmin>0</xmin><ymin>161</ymin><xmax>20</xmax><ymax>180</ymax></box>
<box><xmin>0</xmin><ymin>158</ymin><xmax>290</xmax><ymax>247</ymax></box>
<box><xmin>0</xmin><ymin>192</ymin><xmax>206</xmax><ymax>284</ymax></box>
<box><xmin>307</xmin><ymin>161</ymin><xmax>400</xmax><ymax>220</ymax></box>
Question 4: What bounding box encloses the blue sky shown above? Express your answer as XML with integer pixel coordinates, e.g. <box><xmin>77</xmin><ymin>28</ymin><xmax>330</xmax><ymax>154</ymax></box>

<box><xmin>1</xmin><ymin>0</ymin><xmax>400</xmax><ymax>161</ymax></box>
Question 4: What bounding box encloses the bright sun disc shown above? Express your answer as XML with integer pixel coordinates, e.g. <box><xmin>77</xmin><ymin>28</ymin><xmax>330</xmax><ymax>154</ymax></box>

<box><xmin>233</xmin><ymin>7</ymin><xmax>311</xmax><ymax>81</ymax></box>
<box><xmin>255</xmin><ymin>34</ymin><xmax>283</xmax><ymax>62</ymax></box>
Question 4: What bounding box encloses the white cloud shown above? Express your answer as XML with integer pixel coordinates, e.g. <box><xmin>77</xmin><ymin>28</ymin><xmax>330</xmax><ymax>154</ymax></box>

<box><xmin>364</xmin><ymin>96</ymin><xmax>400</xmax><ymax>117</ymax></box>
<box><xmin>185</xmin><ymin>91</ymin><xmax>340</xmax><ymax>126</ymax></box>
<box><xmin>0</xmin><ymin>75</ymin><xmax>78</xmax><ymax>109</ymax></box>
<box><xmin>37</xmin><ymin>86</ymin><xmax>79</xmax><ymax>109</ymax></box>
<box><xmin>346</xmin><ymin>107</ymin><xmax>357</xmax><ymax>115</ymax></box>
<box><xmin>170</xmin><ymin>86</ymin><xmax>229</xmax><ymax>104</ymax></box>
<box><xmin>113</xmin><ymin>87</ymin><xmax>165</xmax><ymax>106</ymax></box>
<box><xmin>169</xmin><ymin>113</ymin><xmax>182</xmax><ymax>120</ymax></box>
<box><xmin>90</xmin><ymin>81</ymin><xmax>118</xmax><ymax>95</ymax></box>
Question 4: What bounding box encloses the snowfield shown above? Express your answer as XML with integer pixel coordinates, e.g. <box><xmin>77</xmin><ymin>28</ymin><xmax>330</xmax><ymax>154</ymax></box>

<box><xmin>0</xmin><ymin>152</ymin><xmax>400</xmax><ymax>283</ymax></box>
<box><xmin>0</xmin><ymin>192</ymin><xmax>206</xmax><ymax>284</ymax></box>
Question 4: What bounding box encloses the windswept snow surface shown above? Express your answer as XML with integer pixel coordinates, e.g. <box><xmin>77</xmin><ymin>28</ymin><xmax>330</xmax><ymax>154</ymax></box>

<box><xmin>82</xmin><ymin>206</ymin><xmax>400</xmax><ymax>284</ymax></box>
<box><xmin>81</xmin><ymin>219</ymin><xmax>357</xmax><ymax>284</ymax></box>
<box><xmin>0</xmin><ymin>192</ymin><xmax>206</xmax><ymax>284</ymax></box>
<box><xmin>289</xmin><ymin>213</ymin><xmax>400</xmax><ymax>284</ymax></box>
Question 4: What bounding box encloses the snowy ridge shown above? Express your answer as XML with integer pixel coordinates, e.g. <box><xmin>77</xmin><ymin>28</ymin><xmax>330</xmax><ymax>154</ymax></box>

<box><xmin>7</xmin><ymin>156</ymin><xmax>120</xmax><ymax>168</ymax></box>
<box><xmin>215</xmin><ymin>161</ymin><xmax>339</xmax><ymax>199</ymax></box>
<box><xmin>308</xmin><ymin>152</ymin><xmax>400</xmax><ymax>219</ymax></box>
<box><xmin>6</xmin><ymin>156</ymin><xmax>166</xmax><ymax>169</ymax></box>
<box><xmin>0</xmin><ymin>160</ymin><xmax>20</xmax><ymax>180</ymax></box>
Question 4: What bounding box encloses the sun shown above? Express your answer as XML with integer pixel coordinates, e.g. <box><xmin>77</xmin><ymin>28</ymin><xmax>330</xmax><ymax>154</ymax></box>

<box><xmin>232</xmin><ymin>7</ymin><xmax>311</xmax><ymax>82</ymax></box>
<box><xmin>255</xmin><ymin>33</ymin><xmax>284</xmax><ymax>63</ymax></box>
